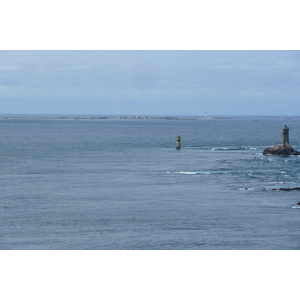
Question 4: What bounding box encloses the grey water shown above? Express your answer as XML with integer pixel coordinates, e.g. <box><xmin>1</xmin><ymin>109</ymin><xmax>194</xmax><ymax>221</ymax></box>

<box><xmin>2</xmin><ymin>116</ymin><xmax>300</xmax><ymax>250</ymax></box>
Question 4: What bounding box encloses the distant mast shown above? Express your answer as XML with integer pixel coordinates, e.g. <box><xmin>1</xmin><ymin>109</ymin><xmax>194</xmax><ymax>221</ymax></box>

<box><xmin>205</xmin><ymin>112</ymin><xmax>207</xmax><ymax>118</ymax></box>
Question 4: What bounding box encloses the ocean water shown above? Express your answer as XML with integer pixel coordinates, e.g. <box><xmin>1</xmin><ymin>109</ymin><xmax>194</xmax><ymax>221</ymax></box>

<box><xmin>2</xmin><ymin>116</ymin><xmax>300</xmax><ymax>250</ymax></box>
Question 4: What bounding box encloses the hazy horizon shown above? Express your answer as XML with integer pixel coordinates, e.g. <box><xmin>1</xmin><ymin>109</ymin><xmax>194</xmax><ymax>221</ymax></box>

<box><xmin>1</xmin><ymin>113</ymin><xmax>300</xmax><ymax>118</ymax></box>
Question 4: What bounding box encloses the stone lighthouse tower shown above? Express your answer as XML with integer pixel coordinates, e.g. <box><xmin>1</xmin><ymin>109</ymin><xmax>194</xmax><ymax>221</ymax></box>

<box><xmin>263</xmin><ymin>125</ymin><xmax>300</xmax><ymax>155</ymax></box>
<box><xmin>282</xmin><ymin>125</ymin><xmax>290</xmax><ymax>145</ymax></box>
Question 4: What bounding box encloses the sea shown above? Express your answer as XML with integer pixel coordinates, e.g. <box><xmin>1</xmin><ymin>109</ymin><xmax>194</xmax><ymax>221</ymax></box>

<box><xmin>2</xmin><ymin>115</ymin><xmax>300</xmax><ymax>250</ymax></box>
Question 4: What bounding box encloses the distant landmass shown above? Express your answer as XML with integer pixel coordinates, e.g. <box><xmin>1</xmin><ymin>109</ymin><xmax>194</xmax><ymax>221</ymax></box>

<box><xmin>0</xmin><ymin>115</ymin><xmax>231</xmax><ymax>120</ymax></box>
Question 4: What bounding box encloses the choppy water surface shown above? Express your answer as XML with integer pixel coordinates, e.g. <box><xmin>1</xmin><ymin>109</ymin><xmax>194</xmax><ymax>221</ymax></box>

<box><xmin>2</xmin><ymin>116</ymin><xmax>300</xmax><ymax>249</ymax></box>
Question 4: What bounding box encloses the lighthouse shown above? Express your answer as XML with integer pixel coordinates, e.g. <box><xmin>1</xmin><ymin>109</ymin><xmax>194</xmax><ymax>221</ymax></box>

<box><xmin>263</xmin><ymin>125</ymin><xmax>300</xmax><ymax>155</ymax></box>
<box><xmin>282</xmin><ymin>125</ymin><xmax>289</xmax><ymax>145</ymax></box>
<box><xmin>176</xmin><ymin>134</ymin><xmax>181</xmax><ymax>150</ymax></box>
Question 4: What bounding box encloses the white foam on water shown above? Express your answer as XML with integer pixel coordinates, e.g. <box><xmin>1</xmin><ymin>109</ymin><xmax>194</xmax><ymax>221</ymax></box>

<box><xmin>174</xmin><ymin>171</ymin><xmax>231</xmax><ymax>175</ymax></box>
<box><xmin>177</xmin><ymin>171</ymin><xmax>199</xmax><ymax>175</ymax></box>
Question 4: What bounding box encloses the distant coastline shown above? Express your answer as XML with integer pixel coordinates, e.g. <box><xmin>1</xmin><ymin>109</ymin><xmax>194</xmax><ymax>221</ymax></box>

<box><xmin>0</xmin><ymin>115</ymin><xmax>231</xmax><ymax>120</ymax></box>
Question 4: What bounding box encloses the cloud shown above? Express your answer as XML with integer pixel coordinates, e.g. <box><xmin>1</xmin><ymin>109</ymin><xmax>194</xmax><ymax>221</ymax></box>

<box><xmin>0</xmin><ymin>65</ymin><xmax>22</xmax><ymax>71</ymax></box>
<box><xmin>1</xmin><ymin>51</ymin><xmax>300</xmax><ymax>115</ymax></box>
<box><xmin>53</xmin><ymin>65</ymin><xmax>92</xmax><ymax>71</ymax></box>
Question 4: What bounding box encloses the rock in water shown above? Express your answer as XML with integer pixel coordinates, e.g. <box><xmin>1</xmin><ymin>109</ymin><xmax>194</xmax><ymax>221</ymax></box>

<box><xmin>261</xmin><ymin>187</ymin><xmax>300</xmax><ymax>191</ymax></box>
<box><xmin>263</xmin><ymin>125</ymin><xmax>300</xmax><ymax>155</ymax></box>
<box><xmin>263</xmin><ymin>144</ymin><xmax>300</xmax><ymax>155</ymax></box>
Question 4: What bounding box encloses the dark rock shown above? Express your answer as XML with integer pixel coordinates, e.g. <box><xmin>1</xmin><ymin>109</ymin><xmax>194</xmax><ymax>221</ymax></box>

<box><xmin>297</xmin><ymin>202</ymin><xmax>300</xmax><ymax>206</ymax></box>
<box><xmin>261</xmin><ymin>187</ymin><xmax>300</xmax><ymax>191</ymax></box>
<box><xmin>277</xmin><ymin>187</ymin><xmax>299</xmax><ymax>191</ymax></box>
<box><xmin>263</xmin><ymin>144</ymin><xmax>300</xmax><ymax>155</ymax></box>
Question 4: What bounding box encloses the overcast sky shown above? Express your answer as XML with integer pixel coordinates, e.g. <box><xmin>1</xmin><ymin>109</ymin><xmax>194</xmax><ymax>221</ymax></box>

<box><xmin>1</xmin><ymin>50</ymin><xmax>299</xmax><ymax>116</ymax></box>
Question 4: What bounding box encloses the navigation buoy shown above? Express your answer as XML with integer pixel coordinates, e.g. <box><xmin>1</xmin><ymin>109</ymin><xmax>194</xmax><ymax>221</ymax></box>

<box><xmin>176</xmin><ymin>134</ymin><xmax>181</xmax><ymax>150</ymax></box>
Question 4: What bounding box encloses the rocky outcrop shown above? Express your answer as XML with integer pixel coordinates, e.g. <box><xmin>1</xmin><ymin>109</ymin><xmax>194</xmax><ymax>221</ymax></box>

<box><xmin>262</xmin><ymin>187</ymin><xmax>300</xmax><ymax>191</ymax></box>
<box><xmin>263</xmin><ymin>144</ymin><xmax>300</xmax><ymax>155</ymax></box>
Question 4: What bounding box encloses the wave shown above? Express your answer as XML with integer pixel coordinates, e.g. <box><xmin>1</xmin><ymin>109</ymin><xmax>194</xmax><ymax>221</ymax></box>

<box><xmin>171</xmin><ymin>170</ymin><xmax>269</xmax><ymax>176</ymax></box>
<box><xmin>211</xmin><ymin>147</ymin><xmax>246</xmax><ymax>151</ymax></box>
<box><xmin>172</xmin><ymin>171</ymin><xmax>231</xmax><ymax>175</ymax></box>
<box><xmin>186</xmin><ymin>146</ymin><xmax>258</xmax><ymax>151</ymax></box>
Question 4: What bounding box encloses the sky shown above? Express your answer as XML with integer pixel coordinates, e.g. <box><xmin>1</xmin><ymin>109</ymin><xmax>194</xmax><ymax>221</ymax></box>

<box><xmin>1</xmin><ymin>1</ymin><xmax>300</xmax><ymax>117</ymax></box>
<box><xmin>1</xmin><ymin>50</ymin><xmax>299</xmax><ymax>116</ymax></box>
